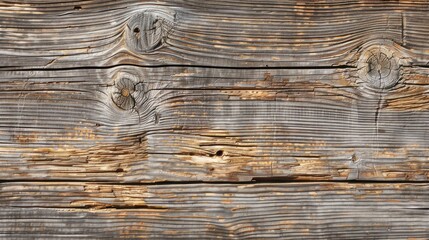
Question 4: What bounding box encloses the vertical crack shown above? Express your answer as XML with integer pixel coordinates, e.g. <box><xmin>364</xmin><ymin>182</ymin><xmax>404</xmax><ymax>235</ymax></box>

<box><xmin>374</xmin><ymin>94</ymin><xmax>383</xmax><ymax>145</ymax></box>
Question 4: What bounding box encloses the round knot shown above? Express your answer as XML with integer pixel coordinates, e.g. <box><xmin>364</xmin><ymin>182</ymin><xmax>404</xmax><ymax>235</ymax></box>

<box><xmin>111</xmin><ymin>72</ymin><xmax>148</xmax><ymax>111</ymax></box>
<box><xmin>125</xmin><ymin>10</ymin><xmax>175</xmax><ymax>53</ymax></box>
<box><xmin>358</xmin><ymin>46</ymin><xmax>399</xmax><ymax>90</ymax></box>
<box><xmin>112</xmin><ymin>77</ymin><xmax>136</xmax><ymax>110</ymax></box>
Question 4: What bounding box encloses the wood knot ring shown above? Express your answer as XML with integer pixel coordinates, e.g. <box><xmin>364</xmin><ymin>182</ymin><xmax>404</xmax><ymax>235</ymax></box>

<box><xmin>358</xmin><ymin>46</ymin><xmax>399</xmax><ymax>90</ymax></box>
<box><xmin>111</xmin><ymin>72</ymin><xmax>148</xmax><ymax>111</ymax></box>
<box><xmin>112</xmin><ymin>77</ymin><xmax>136</xmax><ymax>110</ymax></box>
<box><xmin>126</xmin><ymin>10</ymin><xmax>175</xmax><ymax>53</ymax></box>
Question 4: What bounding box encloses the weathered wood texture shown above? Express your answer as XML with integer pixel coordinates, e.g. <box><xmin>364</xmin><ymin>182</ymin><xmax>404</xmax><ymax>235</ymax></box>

<box><xmin>1</xmin><ymin>182</ymin><xmax>429</xmax><ymax>239</ymax></box>
<box><xmin>1</xmin><ymin>65</ymin><xmax>429</xmax><ymax>182</ymax></box>
<box><xmin>1</xmin><ymin>1</ymin><xmax>429</xmax><ymax>68</ymax></box>
<box><xmin>2</xmin><ymin>0</ymin><xmax>429</xmax><ymax>238</ymax></box>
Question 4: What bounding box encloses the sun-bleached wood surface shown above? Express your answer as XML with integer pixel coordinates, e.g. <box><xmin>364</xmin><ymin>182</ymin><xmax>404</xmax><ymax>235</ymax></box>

<box><xmin>1</xmin><ymin>0</ymin><xmax>429</xmax><ymax>69</ymax></box>
<box><xmin>1</xmin><ymin>66</ymin><xmax>429</xmax><ymax>182</ymax></box>
<box><xmin>2</xmin><ymin>182</ymin><xmax>429</xmax><ymax>239</ymax></box>
<box><xmin>1</xmin><ymin>0</ymin><xmax>429</xmax><ymax>238</ymax></box>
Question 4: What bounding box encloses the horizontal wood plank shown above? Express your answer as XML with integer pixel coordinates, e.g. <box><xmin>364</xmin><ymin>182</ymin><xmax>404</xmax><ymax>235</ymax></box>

<box><xmin>2</xmin><ymin>0</ymin><xmax>429</xmax><ymax>68</ymax></box>
<box><xmin>1</xmin><ymin>182</ymin><xmax>428</xmax><ymax>239</ymax></box>
<box><xmin>1</xmin><ymin>65</ymin><xmax>429</xmax><ymax>182</ymax></box>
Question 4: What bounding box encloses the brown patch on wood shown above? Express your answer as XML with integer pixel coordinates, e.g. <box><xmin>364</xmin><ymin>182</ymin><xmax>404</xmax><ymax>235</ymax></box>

<box><xmin>222</xmin><ymin>89</ymin><xmax>278</xmax><ymax>100</ymax></box>
<box><xmin>264</xmin><ymin>72</ymin><xmax>274</xmax><ymax>81</ymax></box>
<box><xmin>20</xmin><ymin>140</ymin><xmax>148</xmax><ymax>180</ymax></box>
<box><xmin>384</xmin><ymin>77</ymin><xmax>429</xmax><ymax>111</ymax></box>
<box><xmin>12</xmin><ymin>133</ymin><xmax>38</xmax><ymax>144</ymax></box>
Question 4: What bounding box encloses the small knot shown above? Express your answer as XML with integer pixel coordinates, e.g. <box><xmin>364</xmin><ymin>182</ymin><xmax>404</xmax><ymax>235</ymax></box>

<box><xmin>111</xmin><ymin>74</ymin><xmax>147</xmax><ymax>111</ymax></box>
<box><xmin>125</xmin><ymin>9</ymin><xmax>175</xmax><ymax>53</ymax></box>
<box><xmin>112</xmin><ymin>77</ymin><xmax>136</xmax><ymax>110</ymax></box>
<box><xmin>358</xmin><ymin>45</ymin><xmax>399</xmax><ymax>90</ymax></box>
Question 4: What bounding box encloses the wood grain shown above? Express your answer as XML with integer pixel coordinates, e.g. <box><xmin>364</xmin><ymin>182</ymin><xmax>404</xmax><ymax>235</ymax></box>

<box><xmin>1</xmin><ymin>182</ymin><xmax>429</xmax><ymax>239</ymax></box>
<box><xmin>1</xmin><ymin>64</ymin><xmax>429</xmax><ymax>182</ymax></box>
<box><xmin>3</xmin><ymin>0</ymin><xmax>429</xmax><ymax>68</ymax></box>
<box><xmin>3</xmin><ymin>1</ymin><xmax>429</xmax><ymax>238</ymax></box>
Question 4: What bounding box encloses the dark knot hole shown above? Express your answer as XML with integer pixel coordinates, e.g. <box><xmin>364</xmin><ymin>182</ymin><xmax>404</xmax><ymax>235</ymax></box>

<box><xmin>215</xmin><ymin>150</ymin><xmax>224</xmax><ymax>157</ymax></box>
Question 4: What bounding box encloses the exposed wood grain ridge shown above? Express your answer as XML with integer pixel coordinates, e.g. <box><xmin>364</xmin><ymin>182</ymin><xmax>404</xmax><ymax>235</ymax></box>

<box><xmin>1</xmin><ymin>182</ymin><xmax>428</xmax><ymax>239</ymax></box>
<box><xmin>1</xmin><ymin>0</ymin><xmax>429</xmax><ymax>68</ymax></box>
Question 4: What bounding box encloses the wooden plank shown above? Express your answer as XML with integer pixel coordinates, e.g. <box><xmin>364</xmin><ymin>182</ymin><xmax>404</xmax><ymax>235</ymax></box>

<box><xmin>1</xmin><ymin>182</ymin><xmax>429</xmax><ymax>239</ymax></box>
<box><xmin>1</xmin><ymin>63</ymin><xmax>429</xmax><ymax>182</ymax></box>
<box><xmin>5</xmin><ymin>0</ymin><xmax>429</xmax><ymax>68</ymax></box>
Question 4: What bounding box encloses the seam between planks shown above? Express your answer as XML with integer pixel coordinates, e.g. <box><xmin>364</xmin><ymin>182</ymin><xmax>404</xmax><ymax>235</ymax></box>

<box><xmin>1</xmin><ymin>179</ymin><xmax>429</xmax><ymax>185</ymax></box>
<box><xmin>0</xmin><ymin>64</ymin><xmax>356</xmax><ymax>72</ymax></box>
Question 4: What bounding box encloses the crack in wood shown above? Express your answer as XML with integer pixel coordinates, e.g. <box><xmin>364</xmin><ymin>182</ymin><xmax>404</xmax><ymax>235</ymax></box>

<box><xmin>1</xmin><ymin>64</ymin><xmax>356</xmax><ymax>72</ymax></box>
<box><xmin>2</xmin><ymin>179</ymin><xmax>429</xmax><ymax>185</ymax></box>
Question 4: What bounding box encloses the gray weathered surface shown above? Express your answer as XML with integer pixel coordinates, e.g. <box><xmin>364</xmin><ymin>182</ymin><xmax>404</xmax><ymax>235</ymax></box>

<box><xmin>1</xmin><ymin>1</ymin><xmax>429</xmax><ymax>68</ymax></box>
<box><xmin>1</xmin><ymin>65</ymin><xmax>429</xmax><ymax>182</ymax></box>
<box><xmin>1</xmin><ymin>182</ymin><xmax>429</xmax><ymax>239</ymax></box>
<box><xmin>2</xmin><ymin>0</ymin><xmax>429</xmax><ymax>238</ymax></box>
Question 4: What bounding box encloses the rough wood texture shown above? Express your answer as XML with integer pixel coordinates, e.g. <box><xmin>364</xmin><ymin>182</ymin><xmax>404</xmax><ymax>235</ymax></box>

<box><xmin>1</xmin><ymin>182</ymin><xmax>429</xmax><ymax>239</ymax></box>
<box><xmin>2</xmin><ymin>0</ymin><xmax>429</xmax><ymax>68</ymax></box>
<box><xmin>1</xmin><ymin>65</ymin><xmax>429</xmax><ymax>182</ymax></box>
<box><xmin>2</xmin><ymin>0</ymin><xmax>429</xmax><ymax>238</ymax></box>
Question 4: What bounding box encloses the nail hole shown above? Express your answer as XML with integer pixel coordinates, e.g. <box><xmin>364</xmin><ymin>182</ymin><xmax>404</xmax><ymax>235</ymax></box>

<box><xmin>116</xmin><ymin>168</ymin><xmax>124</xmax><ymax>173</ymax></box>
<box><xmin>74</xmin><ymin>5</ymin><xmax>82</xmax><ymax>10</ymax></box>
<box><xmin>215</xmin><ymin>150</ymin><xmax>224</xmax><ymax>157</ymax></box>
